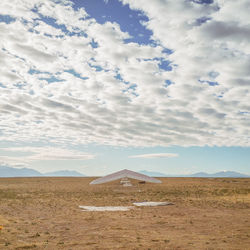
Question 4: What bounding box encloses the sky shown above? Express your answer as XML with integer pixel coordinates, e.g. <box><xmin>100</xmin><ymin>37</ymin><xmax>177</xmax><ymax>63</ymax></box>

<box><xmin>0</xmin><ymin>0</ymin><xmax>250</xmax><ymax>176</ymax></box>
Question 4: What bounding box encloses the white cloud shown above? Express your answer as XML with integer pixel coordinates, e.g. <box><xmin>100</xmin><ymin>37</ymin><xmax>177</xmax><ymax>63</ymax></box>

<box><xmin>129</xmin><ymin>153</ymin><xmax>178</xmax><ymax>159</ymax></box>
<box><xmin>0</xmin><ymin>0</ymin><xmax>249</xmax><ymax>148</ymax></box>
<box><xmin>0</xmin><ymin>147</ymin><xmax>95</xmax><ymax>165</ymax></box>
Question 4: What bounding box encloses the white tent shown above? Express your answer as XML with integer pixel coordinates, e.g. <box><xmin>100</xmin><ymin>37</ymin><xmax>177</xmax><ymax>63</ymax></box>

<box><xmin>90</xmin><ymin>169</ymin><xmax>162</xmax><ymax>185</ymax></box>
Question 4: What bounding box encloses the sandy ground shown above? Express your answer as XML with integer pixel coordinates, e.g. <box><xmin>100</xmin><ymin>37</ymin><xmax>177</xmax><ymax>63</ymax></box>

<box><xmin>0</xmin><ymin>177</ymin><xmax>249</xmax><ymax>249</ymax></box>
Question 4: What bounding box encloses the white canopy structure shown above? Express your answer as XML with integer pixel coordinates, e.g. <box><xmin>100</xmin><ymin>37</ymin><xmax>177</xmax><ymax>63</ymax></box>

<box><xmin>90</xmin><ymin>169</ymin><xmax>162</xmax><ymax>185</ymax></box>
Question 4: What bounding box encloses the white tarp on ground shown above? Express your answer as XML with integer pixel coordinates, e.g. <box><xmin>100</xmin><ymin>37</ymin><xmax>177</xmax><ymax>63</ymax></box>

<box><xmin>133</xmin><ymin>202</ymin><xmax>173</xmax><ymax>206</ymax></box>
<box><xmin>79</xmin><ymin>206</ymin><xmax>133</xmax><ymax>211</ymax></box>
<box><xmin>79</xmin><ymin>202</ymin><xmax>173</xmax><ymax>211</ymax></box>
<box><xmin>90</xmin><ymin>169</ymin><xmax>161</xmax><ymax>185</ymax></box>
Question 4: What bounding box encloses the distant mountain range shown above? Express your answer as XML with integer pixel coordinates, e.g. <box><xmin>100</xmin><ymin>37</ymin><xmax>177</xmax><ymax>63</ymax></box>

<box><xmin>139</xmin><ymin>170</ymin><xmax>168</xmax><ymax>177</ymax></box>
<box><xmin>140</xmin><ymin>170</ymin><xmax>250</xmax><ymax>178</ymax></box>
<box><xmin>188</xmin><ymin>171</ymin><xmax>250</xmax><ymax>178</ymax></box>
<box><xmin>43</xmin><ymin>170</ymin><xmax>84</xmax><ymax>177</ymax></box>
<box><xmin>0</xmin><ymin>165</ymin><xmax>85</xmax><ymax>177</ymax></box>
<box><xmin>0</xmin><ymin>165</ymin><xmax>249</xmax><ymax>178</ymax></box>
<box><xmin>0</xmin><ymin>165</ymin><xmax>43</xmax><ymax>177</ymax></box>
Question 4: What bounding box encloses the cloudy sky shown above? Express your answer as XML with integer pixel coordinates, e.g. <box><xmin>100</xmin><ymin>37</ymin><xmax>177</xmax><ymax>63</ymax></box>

<box><xmin>0</xmin><ymin>0</ymin><xmax>249</xmax><ymax>175</ymax></box>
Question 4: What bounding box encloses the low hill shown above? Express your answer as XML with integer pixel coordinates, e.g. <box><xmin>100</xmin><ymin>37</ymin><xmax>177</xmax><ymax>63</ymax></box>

<box><xmin>190</xmin><ymin>171</ymin><xmax>250</xmax><ymax>178</ymax></box>
<box><xmin>0</xmin><ymin>165</ymin><xmax>84</xmax><ymax>177</ymax></box>
<box><xmin>140</xmin><ymin>170</ymin><xmax>249</xmax><ymax>178</ymax></box>
<box><xmin>139</xmin><ymin>170</ymin><xmax>167</xmax><ymax>177</ymax></box>
<box><xmin>1</xmin><ymin>165</ymin><xmax>249</xmax><ymax>178</ymax></box>
<box><xmin>44</xmin><ymin>170</ymin><xmax>85</xmax><ymax>177</ymax></box>
<box><xmin>0</xmin><ymin>165</ymin><xmax>42</xmax><ymax>177</ymax></box>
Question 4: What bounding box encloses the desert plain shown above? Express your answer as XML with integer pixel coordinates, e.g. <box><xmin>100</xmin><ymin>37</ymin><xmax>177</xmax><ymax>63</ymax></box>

<box><xmin>0</xmin><ymin>177</ymin><xmax>249</xmax><ymax>249</ymax></box>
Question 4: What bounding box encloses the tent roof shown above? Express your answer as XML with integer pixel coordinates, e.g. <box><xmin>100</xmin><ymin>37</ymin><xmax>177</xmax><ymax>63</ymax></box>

<box><xmin>90</xmin><ymin>169</ymin><xmax>162</xmax><ymax>185</ymax></box>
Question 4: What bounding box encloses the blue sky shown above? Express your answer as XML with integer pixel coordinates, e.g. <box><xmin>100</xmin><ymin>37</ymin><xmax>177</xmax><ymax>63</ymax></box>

<box><xmin>0</xmin><ymin>0</ymin><xmax>249</xmax><ymax>175</ymax></box>
<box><xmin>72</xmin><ymin>0</ymin><xmax>153</xmax><ymax>44</ymax></box>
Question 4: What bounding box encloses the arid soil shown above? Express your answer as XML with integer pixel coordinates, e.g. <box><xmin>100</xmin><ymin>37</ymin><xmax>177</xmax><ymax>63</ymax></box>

<box><xmin>0</xmin><ymin>177</ymin><xmax>249</xmax><ymax>249</ymax></box>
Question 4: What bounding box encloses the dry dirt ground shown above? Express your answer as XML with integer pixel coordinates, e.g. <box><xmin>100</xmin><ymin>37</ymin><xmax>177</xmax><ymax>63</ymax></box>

<box><xmin>0</xmin><ymin>177</ymin><xmax>249</xmax><ymax>249</ymax></box>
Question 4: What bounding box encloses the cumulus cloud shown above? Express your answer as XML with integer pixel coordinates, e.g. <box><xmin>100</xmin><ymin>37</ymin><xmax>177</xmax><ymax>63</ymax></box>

<box><xmin>0</xmin><ymin>0</ymin><xmax>249</xmax><ymax>148</ymax></box>
<box><xmin>129</xmin><ymin>153</ymin><xmax>178</xmax><ymax>159</ymax></box>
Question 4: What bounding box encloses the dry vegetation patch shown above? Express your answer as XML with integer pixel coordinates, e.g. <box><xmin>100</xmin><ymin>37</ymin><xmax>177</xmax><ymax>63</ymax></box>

<box><xmin>0</xmin><ymin>177</ymin><xmax>249</xmax><ymax>249</ymax></box>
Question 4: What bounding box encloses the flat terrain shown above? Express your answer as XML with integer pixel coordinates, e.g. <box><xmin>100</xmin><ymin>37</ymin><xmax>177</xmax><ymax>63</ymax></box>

<box><xmin>0</xmin><ymin>177</ymin><xmax>249</xmax><ymax>249</ymax></box>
